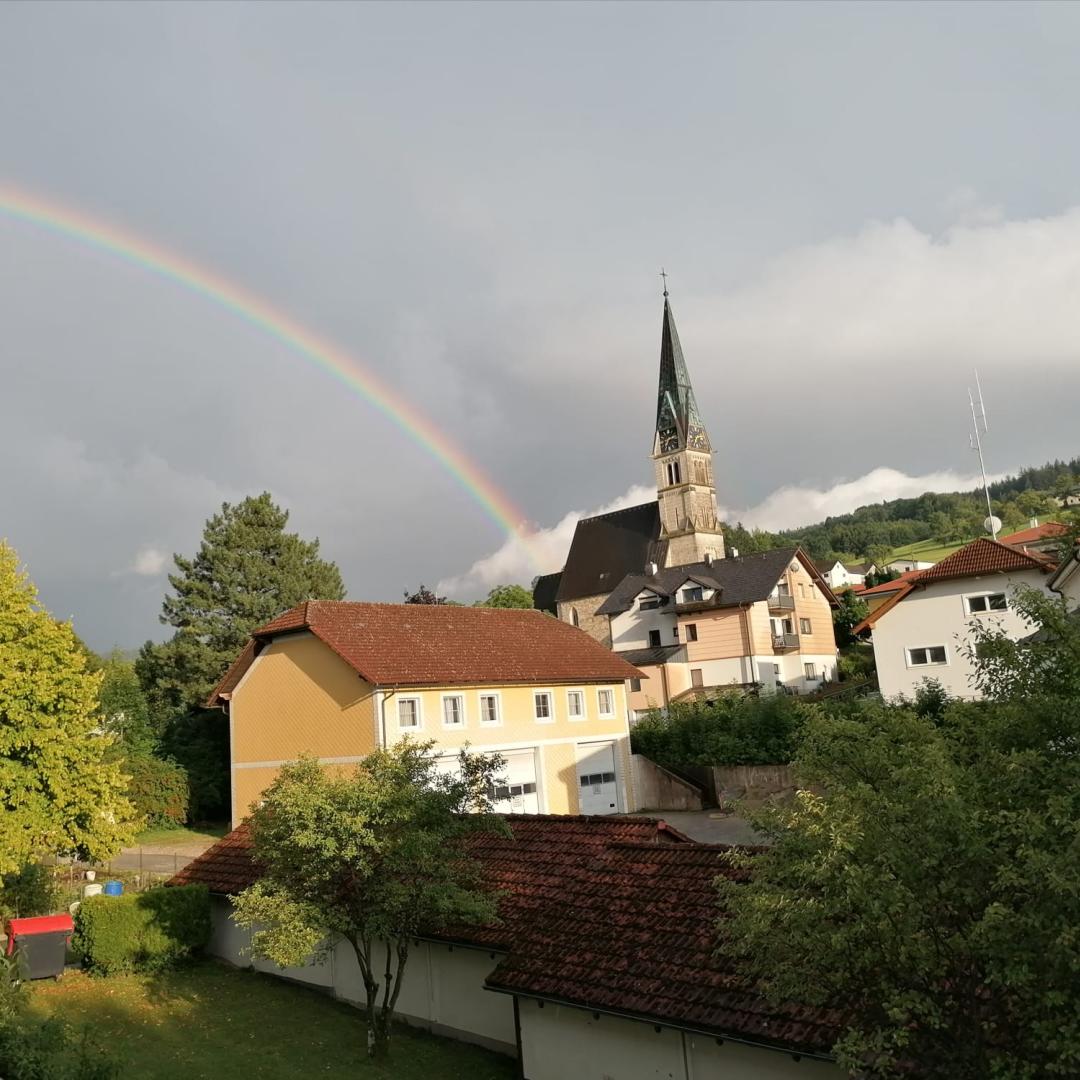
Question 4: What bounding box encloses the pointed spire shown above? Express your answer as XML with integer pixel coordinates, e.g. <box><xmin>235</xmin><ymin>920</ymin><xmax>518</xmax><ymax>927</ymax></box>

<box><xmin>654</xmin><ymin>287</ymin><xmax>709</xmax><ymax>453</ymax></box>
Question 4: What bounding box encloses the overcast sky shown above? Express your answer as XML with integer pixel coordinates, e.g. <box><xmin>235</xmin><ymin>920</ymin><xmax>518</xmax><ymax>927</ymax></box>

<box><xmin>3</xmin><ymin>1</ymin><xmax>1080</xmax><ymax>650</ymax></box>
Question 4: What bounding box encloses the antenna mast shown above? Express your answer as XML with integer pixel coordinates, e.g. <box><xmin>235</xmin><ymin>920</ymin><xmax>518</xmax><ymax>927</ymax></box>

<box><xmin>968</xmin><ymin>369</ymin><xmax>997</xmax><ymax>539</ymax></box>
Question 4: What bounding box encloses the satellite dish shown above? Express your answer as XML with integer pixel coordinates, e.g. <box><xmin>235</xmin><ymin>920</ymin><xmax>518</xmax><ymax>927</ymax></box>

<box><xmin>984</xmin><ymin>515</ymin><xmax>1002</xmax><ymax>535</ymax></box>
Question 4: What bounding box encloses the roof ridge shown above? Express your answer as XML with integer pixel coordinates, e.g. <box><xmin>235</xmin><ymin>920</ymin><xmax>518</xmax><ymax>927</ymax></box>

<box><xmin>577</xmin><ymin>500</ymin><xmax>658</xmax><ymax>525</ymax></box>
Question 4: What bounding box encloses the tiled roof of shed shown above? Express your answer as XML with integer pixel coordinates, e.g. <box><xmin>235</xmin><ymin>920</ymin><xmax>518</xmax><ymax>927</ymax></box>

<box><xmin>170</xmin><ymin>823</ymin><xmax>260</xmax><ymax>895</ymax></box>
<box><xmin>999</xmin><ymin>522</ymin><xmax>1067</xmax><ymax>547</ymax></box>
<box><xmin>486</xmin><ymin>841</ymin><xmax>844</xmax><ymax>1056</ymax></box>
<box><xmin>207</xmin><ymin>601</ymin><xmax>642</xmax><ymax>705</ymax></box>
<box><xmin>915</xmin><ymin>538</ymin><xmax>1055</xmax><ymax>583</ymax></box>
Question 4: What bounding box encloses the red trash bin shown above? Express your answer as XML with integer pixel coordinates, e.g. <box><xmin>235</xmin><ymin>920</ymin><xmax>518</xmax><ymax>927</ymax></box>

<box><xmin>5</xmin><ymin>914</ymin><xmax>74</xmax><ymax>980</ymax></box>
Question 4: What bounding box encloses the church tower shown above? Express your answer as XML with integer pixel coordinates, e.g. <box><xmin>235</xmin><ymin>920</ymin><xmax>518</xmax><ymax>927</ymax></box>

<box><xmin>652</xmin><ymin>284</ymin><xmax>725</xmax><ymax>567</ymax></box>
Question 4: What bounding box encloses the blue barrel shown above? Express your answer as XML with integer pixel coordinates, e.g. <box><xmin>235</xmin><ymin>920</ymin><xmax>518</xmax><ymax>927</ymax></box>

<box><xmin>103</xmin><ymin>880</ymin><xmax>123</xmax><ymax>897</ymax></box>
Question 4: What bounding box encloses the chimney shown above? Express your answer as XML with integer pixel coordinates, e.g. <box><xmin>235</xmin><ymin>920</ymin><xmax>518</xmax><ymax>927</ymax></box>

<box><xmin>703</xmin><ymin>552</ymin><xmax>713</xmax><ymax>567</ymax></box>
<box><xmin>645</xmin><ymin>561</ymin><xmax>658</xmax><ymax>577</ymax></box>
<box><xmin>730</xmin><ymin>547</ymin><xmax>739</xmax><ymax>558</ymax></box>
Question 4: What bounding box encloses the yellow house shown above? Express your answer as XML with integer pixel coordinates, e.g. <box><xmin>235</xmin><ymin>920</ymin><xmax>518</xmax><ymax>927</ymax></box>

<box><xmin>207</xmin><ymin>601</ymin><xmax>643</xmax><ymax>827</ymax></box>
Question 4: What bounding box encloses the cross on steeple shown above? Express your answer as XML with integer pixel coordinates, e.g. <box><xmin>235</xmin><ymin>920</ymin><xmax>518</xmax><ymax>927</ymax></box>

<box><xmin>660</xmin><ymin>267</ymin><xmax>669</xmax><ymax>297</ymax></box>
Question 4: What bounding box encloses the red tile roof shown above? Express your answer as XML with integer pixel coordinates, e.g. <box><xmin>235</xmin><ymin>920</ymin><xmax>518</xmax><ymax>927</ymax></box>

<box><xmin>207</xmin><ymin>601</ymin><xmax>642</xmax><ymax>705</ymax></box>
<box><xmin>998</xmin><ymin>522</ymin><xmax>1067</xmax><ymax>547</ymax></box>
<box><xmin>915</xmin><ymin>537</ymin><xmax>1055</xmax><ymax>584</ymax></box>
<box><xmin>170</xmin><ymin>818</ymin><xmax>839</xmax><ymax>1057</ymax></box>
<box><xmin>852</xmin><ymin>569</ymin><xmax>923</xmax><ymax>596</ymax></box>
<box><xmin>486</xmin><ymin>842</ymin><xmax>843</xmax><ymax>1056</ymax></box>
<box><xmin>169</xmin><ymin>823</ymin><xmax>260</xmax><ymax>895</ymax></box>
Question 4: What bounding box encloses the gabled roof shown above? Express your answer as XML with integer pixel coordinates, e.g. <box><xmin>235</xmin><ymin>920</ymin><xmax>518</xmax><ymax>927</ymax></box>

<box><xmin>852</xmin><ymin>538</ymin><xmax>1057</xmax><ymax>635</ymax></box>
<box><xmin>170</xmin><ymin>822</ymin><xmax>259</xmax><ymax>895</ymax></box>
<box><xmin>598</xmin><ymin>548</ymin><xmax>833</xmax><ymax>617</ymax></box>
<box><xmin>485</xmin><ymin>841</ymin><xmax>843</xmax><ymax>1057</ymax></box>
<box><xmin>914</xmin><ymin>537</ymin><xmax>1055</xmax><ymax>583</ymax></box>
<box><xmin>206</xmin><ymin>601</ymin><xmax>642</xmax><ymax>705</ymax></box>
<box><xmin>853</xmin><ymin>569</ymin><xmax>923</xmax><ymax>597</ymax></box>
<box><xmin>999</xmin><ymin>521</ymin><xmax>1067</xmax><ymax>548</ymax></box>
<box><xmin>555</xmin><ymin>501</ymin><xmax>665</xmax><ymax>603</ymax></box>
<box><xmin>615</xmin><ymin>643</ymin><xmax>685</xmax><ymax>667</ymax></box>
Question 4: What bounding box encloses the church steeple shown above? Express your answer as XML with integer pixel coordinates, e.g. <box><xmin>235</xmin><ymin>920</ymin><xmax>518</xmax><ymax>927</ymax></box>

<box><xmin>650</xmin><ymin>282</ymin><xmax>725</xmax><ymax>566</ymax></box>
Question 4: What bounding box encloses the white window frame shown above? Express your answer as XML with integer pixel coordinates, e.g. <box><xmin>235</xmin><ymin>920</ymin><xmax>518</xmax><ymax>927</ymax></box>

<box><xmin>441</xmin><ymin>693</ymin><xmax>465</xmax><ymax>729</ymax></box>
<box><xmin>800</xmin><ymin>617</ymin><xmax>813</xmax><ymax>634</ymax></box>
<box><xmin>682</xmin><ymin>585</ymin><xmax>704</xmax><ymax>603</ymax></box>
<box><xmin>533</xmin><ymin>689</ymin><xmax>555</xmax><ymax>724</ymax></box>
<box><xmin>566</xmin><ymin>688</ymin><xmax>586</xmax><ymax>721</ymax></box>
<box><xmin>906</xmin><ymin>645</ymin><xmax>949</xmax><ymax>668</ymax></box>
<box><xmin>478</xmin><ymin>691</ymin><xmax>502</xmax><ymax>727</ymax></box>
<box><xmin>964</xmin><ymin>591</ymin><xmax>1009</xmax><ymax>615</ymax></box>
<box><xmin>397</xmin><ymin>695</ymin><xmax>423</xmax><ymax>731</ymax></box>
<box><xmin>596</xmin><ymin>687</ymin><xmax>616</xmax><ymax>718</ymax></box>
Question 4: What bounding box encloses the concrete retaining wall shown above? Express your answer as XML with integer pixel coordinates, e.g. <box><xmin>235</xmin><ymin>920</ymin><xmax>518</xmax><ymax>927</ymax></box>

<box><xmin>630</xmin><ymin>755</ymin><xmax>704</xmax><ymax>811</ymax></box>
<box><xmin>710</xmin><ymin>764</ymin><xmax>796</xmax><ymax>809</ymax></box>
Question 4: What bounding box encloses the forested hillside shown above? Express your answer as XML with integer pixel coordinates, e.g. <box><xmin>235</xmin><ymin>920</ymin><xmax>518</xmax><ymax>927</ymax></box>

<box><xmin>724</xmin><ymin>456</ymin><xmax>1080</xmax><ymax>562</ymax></box>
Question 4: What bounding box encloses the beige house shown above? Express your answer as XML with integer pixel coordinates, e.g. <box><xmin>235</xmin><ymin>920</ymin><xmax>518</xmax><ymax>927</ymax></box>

<box><xmin>596</xmin><ymin>547</ymin><xmax>838</xmax><ymax>715</ymax></box>
<box><xmin>208</xmin><ymin>601</ymin><xmax>642</xmax><ymax>827</ymax></box>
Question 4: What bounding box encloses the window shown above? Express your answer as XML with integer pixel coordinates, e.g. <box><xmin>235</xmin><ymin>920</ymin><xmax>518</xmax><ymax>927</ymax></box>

<box><xmin>800</xmin><ymin>618</ymin><xmax>812</xmax><ymax>634</ymax></box>
<box><xmin>629</xmin><ymin>678</ymin><xmax>642</xmax><ymax>693</ymax></box>
<box><xmin>693</xmin><ymin>459</ymin><xmax>708</xmax><ymax>484</ymax></box>
<box><xmin>580</xmin><ymin>773</ymin><xmax>616</xmax><ymax>787</ymax></box>
<box><xmin>639</xmin><ymin>596</ymin><xmax>661</xmax><ymax>611</ymax></box>
<box><xmin>907</xmin><ymin>646</ymin><xmax>948</xmax><ymax>667</ymax></box>
<box><xmin>672</xmin><ymin>626</ymin><xmax>680</xmax><ymax>642</ymax></box>
<box><xmin>534</xmin><ymin>691</ymin><xmax>553</xmax><ymax>721</ymax></box>
<box><xmin>567</xmin><ymin>690</ymin><xmax>585</xmax><ymax>719</ymax></box>
<box><xmin>682</xmin><ymin>586</ymin><xmax>704</xmax><ymax>603</ymax></box>
<box><xmin>804</xmin><ymin>662</ymin><xmax>818</xmax><ymax>680</ymax></box>
<box><xmin>685</xmin><ymin>623</ymin><xmax>698</xmax><ymax>642</ymax></box>
<box><xmin>570</xmin><ymin>607</ymin><xmax>580</xmax><ymax>627</ymax></box>
<box><xmin>442</xmin><ymin>694</ymin><xmax>464</xmax><ymax>727</ymax></box>
<box><xmin>691</xmin><ymin>668</ymin><xmax>704</xmax><ymax>688</ymax></box>
<box><xmin>648</xmin><ymin>629</ymin><xmax>662</xmax><ymax>648</ymax></box>
<box><xmin>397</xmin><ymin>697</ymin><xmax>421</xmax><ymax>730</ymax></box>
<box><xmin>665</xmin><ymin>460</ymin><xmax>681</xmax><ymax>486</ymax></box>
<box><xmin>798</xmin><ymin>583</ymin><xmax>806</xmax><ymax>598</ymax></box>
<box><xmin>597</xmin><ymin>688</ymin><xmax>615</xmax><ymax>717</ymax></box>
<box><xmin>479</xmin><ymin>693</ymin><xmax>500</xmax><ymax>726</ymax></box>
<box><xmin>966</xmin><ymin>592</ymin><xmax>1008</xmax><ymax>614</ymax></box>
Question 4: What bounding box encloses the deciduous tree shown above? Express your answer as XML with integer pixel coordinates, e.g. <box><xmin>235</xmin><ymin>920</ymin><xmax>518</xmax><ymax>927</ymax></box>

<box><xmin>715</xmin><ymin>595</ymin><xmax>1080</xmax><ymax>1078</ymax></box>
<box><xmin>473</xmin><ymin>584</ymin><xmax>533</xmax><ymax>609</ymax></box>
<box><xmin>233</xmin><ymin>743</ymin><xmax>507</xmax><ymax>1059</ymax></box>
<box><xmin>0</xmin><ymin>542</ymin><xmax>138</xmax><ymax>876</ymax></box>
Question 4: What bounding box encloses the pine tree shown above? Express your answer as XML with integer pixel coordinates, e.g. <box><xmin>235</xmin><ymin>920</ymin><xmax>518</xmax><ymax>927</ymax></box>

<box><xmin>137</xmin><ymin>493</ymin><xmax>346</xmax><ymax>718</ymax></box>
<box><xmin>0</xmin><ymin>542</ymin><xmax>138</xmax><ymax>875</ymax></box>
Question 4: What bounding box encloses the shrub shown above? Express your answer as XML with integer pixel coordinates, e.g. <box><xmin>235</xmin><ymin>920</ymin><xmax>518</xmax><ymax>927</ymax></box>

<box><xmin>0</xmin><ymin>865</ymin><xmax>61</xmax><ymax>922</ymax></box>
<box><xmin>123</xmin><ymin>752</ymin><xmax>190</xmax><ymax>828</ymax></box>
<box><xmin>72</xmin><ymin>884</ymin><xmax>210</xmax><ymax>975</ymax></box>
<box><xmin>631</xmin><ymin>693</ymin><xmax>809</xmax><ymax>768</ymax></box>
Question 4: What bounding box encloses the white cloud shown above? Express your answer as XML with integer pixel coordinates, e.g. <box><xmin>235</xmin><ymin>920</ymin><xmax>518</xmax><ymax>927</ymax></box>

<box><xmin>439</xmin><ymin>466</ymin><xmax>1005</xmax><ymax>599</ymax></box>
<box><xmin>130</xmin><ymin>547</ymin><xmax>168</xmax><ymax>576</ymax></box>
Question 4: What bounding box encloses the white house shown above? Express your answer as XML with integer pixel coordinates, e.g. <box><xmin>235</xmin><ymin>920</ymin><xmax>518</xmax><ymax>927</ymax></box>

<box><xmin>1048</xmin><ymin>540</ymin><xmax>1080</xmax><ymax>606</ymax></box>
<box><xmin>173</xmin><ymin>817</ymin><xmax>844</xmax><ymax>1079</ymax></box>
<box><xmin>884</xmin><ymin>557</ymin><xmax>936</xmax><ymax>575</ymax></box>
<box><xmin>855</xmin><ymin>538</ymin><xmax>1058</xmax><ymax>700</ymax></box>
<box><xmin>814</xmin><ymin>559</ymin><xmax>874</xmax><ymax>591</ymax></box>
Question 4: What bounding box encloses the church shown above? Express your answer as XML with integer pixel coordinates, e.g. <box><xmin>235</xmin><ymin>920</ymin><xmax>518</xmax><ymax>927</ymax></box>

<box><xmin>535</xmin><ymin>286</ymin><xmax>839</xmax><ymax>706</ymax></box>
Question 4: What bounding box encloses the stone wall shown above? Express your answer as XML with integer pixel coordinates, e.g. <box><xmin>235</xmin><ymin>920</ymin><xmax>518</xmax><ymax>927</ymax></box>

<box><xmin>630</xmin><ymin>755</ymin><xmax>704</xmax><ymax>812</ymax></box>
<box><xmin>557</xmin><ymin>593</ymin><xmax>612</xmax><ymax>647</ymax></box>
<box><xmin>709</xmin><ymin>764</ymin><xmax>796</xmax><ymax>810</ymax></box>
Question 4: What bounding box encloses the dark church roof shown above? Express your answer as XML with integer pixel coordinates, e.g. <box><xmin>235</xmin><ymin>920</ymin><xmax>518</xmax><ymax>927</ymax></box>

<box><xmin>555</xmin><ymin>501</ymin><xmax>666</xmax><ymax>603</ymax></box>
<box><xmin>531</xmin><ymin>571</ymin><xmax>562</xmax><ymax>615</ymax></box>
<box><xmin>597</xmin><ymin>548</ymin><xmax>816</xmax><ymax>616</ymax></box>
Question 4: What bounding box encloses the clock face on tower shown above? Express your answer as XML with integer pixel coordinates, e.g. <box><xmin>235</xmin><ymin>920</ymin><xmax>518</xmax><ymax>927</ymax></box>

<box><xmin>687</xmin><ymin>424</ymin><xmax>710</xmax><ymax>451</ymax></box>
<box><xmin>659</xmin><ymin>427</ymin><xmax>680</xmax><ymax>453</ymax></box>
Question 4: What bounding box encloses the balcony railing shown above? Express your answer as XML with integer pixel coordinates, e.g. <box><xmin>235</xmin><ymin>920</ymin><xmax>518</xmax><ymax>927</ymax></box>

<box><xmin>772</xmin><ymin>632</ymin><xmax>800</xmax><ymax>651</ymax></box>
<box><xmin>767</xmin><ymin>593</ymin><xmax>795</xmax><ymax>611</ymax></box>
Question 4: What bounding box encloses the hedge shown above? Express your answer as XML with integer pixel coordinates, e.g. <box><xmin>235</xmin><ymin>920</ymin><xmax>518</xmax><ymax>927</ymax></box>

<box><xmin>72</xmin><ymin>885</ymin><xmax>210</xmax><ymax>975</ymax></box>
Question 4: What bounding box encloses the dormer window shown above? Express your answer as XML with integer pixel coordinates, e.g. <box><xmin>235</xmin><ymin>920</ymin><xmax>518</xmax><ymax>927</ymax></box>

<box><xmin>639</xmin><ymin>596</ymin><xmax>661</xmax><ymax>611</ymax></box>
<box><xmin>682</xmin><ymin>586</ymin><xmax>704</xmax><ymax>603</ymax></box>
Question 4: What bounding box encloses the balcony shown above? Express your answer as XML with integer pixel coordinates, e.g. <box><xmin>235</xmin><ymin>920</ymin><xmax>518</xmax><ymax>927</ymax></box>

<box><xmin>767</xmin><ymin>592</ymin><xmax>795</xmax><ymax>611</ymax></box>
<box><xmin>772</xmin><ymin>632</ymin><xmax>800</xmax><ymax>651</ymax></box>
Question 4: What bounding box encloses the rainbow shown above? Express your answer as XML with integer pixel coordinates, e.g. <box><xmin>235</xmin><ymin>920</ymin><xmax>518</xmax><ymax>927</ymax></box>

<box><xmin>0</xmin><ymin>185</ymin><xmax>541</xmax><ymax>570</ymax></box>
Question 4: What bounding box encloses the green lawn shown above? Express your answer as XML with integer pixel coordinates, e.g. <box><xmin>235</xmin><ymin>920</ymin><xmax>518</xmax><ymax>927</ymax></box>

<box><xmin>887</xmin><ymin>538</ymin><xmax>965</xmax><ymax>564</ymax></box>
<box><xmin>133</xmin><ymin>824</ymin><xmax>229</xmax><ymax>848</ymax></box>
<box><xmin>28</xmin><ymin>962</ymin><xmax>516</xmax><ymax>1080</ymax></box>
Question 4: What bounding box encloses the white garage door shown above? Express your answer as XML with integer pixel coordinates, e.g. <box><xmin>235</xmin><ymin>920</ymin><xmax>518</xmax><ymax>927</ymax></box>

<box><xmin>433</xmin><ymin>749</ymin><xmax>540</xmax><ymax>814</ymax></box>
<box><xmin>576</xmin><ymin>742</ymin><xmax>620</xmax><ymax>815</ymax></box>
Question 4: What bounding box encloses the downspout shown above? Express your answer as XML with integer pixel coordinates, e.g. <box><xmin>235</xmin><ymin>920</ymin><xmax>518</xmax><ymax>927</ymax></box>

<box><xmin>739</xmin><ymin>604</ymin><xmax>754</xmax><ymax>685</ymax></box>
<box><xmin>378</xmin><ymin>686</ymin><xmax>398</xmax><ymax>749</ymax></box>
<box><xmin>659</xmin><ymin>663</ymin><xmax>671</xmax><ymax>710</ymax></box>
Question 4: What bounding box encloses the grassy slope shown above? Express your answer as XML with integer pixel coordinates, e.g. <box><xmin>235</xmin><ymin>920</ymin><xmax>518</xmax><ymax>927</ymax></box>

<box><xmin>886</xmin><ymin>537</ymin><xmax>966</xmax><ymax>563</ymax></box>
<box><xmin>133</xmin><ymin>824</ymin><xmax>229</xmax><ymax>848</ymax></box>
<box><xmin>28</xmin><ymin>962</ymin><xmax>516</xmax><ymax>1080</ymax></box>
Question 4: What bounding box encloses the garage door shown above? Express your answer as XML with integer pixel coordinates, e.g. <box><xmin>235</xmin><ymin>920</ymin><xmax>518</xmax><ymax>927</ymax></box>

<box><xmin>433</xmin><ymin>749</ymin><xmax>539</xmax><ymax>814</ymax></box>
<box><xmin>576</xmin><ymin>742</ymin><xmax>620</xmax><ymax>815</ymax></box>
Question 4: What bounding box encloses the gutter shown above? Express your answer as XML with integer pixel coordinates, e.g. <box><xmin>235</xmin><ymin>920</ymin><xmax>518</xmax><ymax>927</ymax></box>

<box><xmin>482</xmin><ymin>985</ymin><xmax>836</xmax><ymax>1065</ymax></box>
